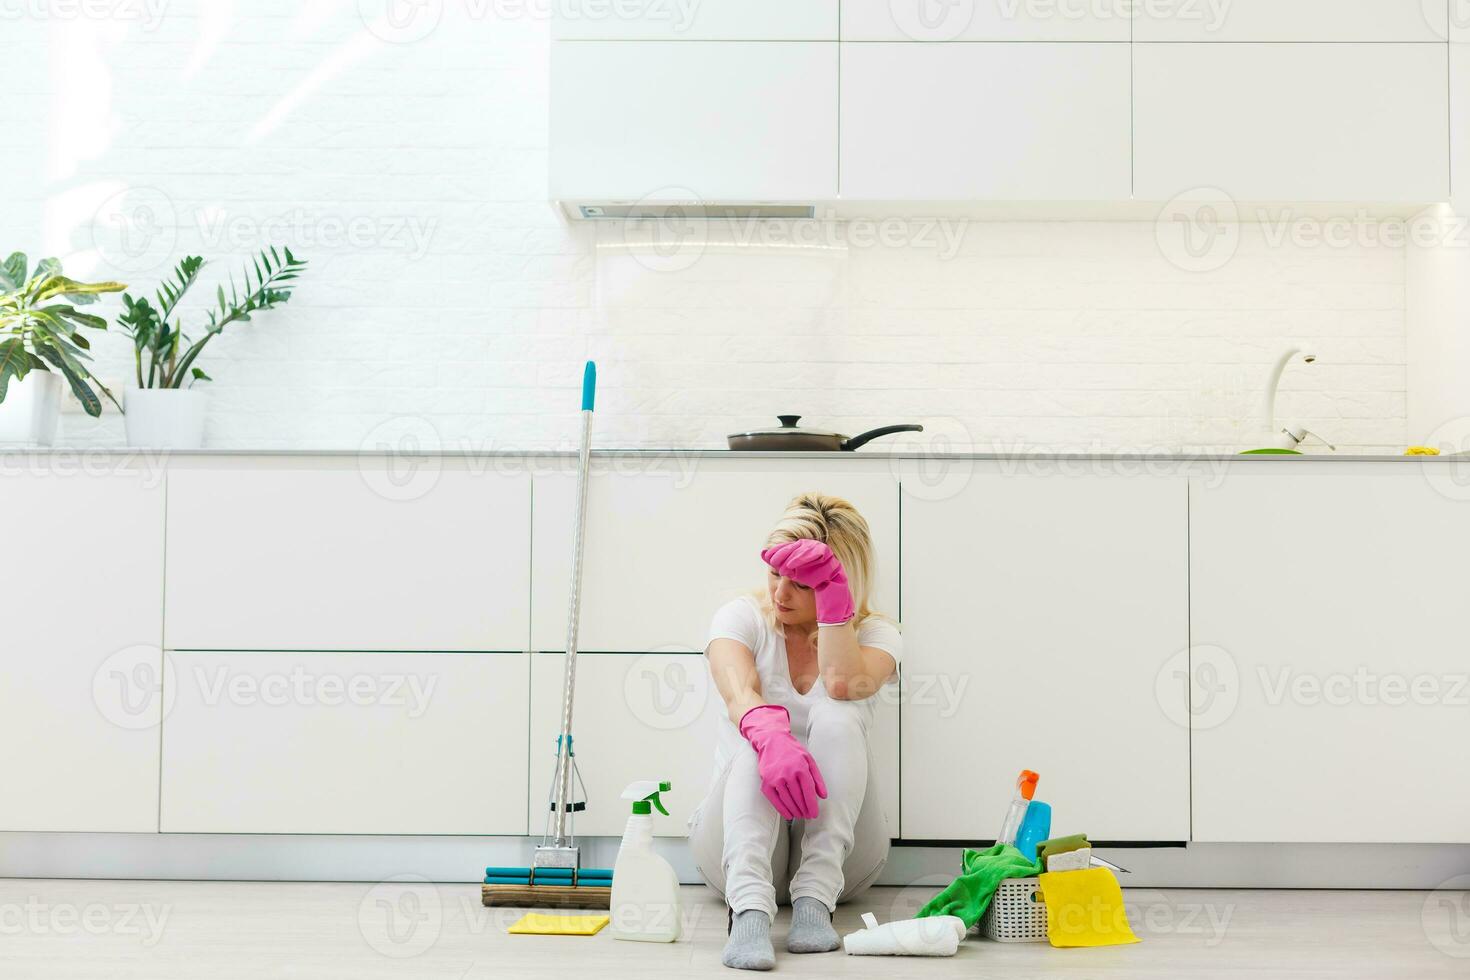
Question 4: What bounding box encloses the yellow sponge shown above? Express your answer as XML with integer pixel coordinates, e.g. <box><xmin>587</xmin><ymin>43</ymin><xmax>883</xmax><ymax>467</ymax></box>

<box><xmin>1037</xmin><ymin>868</ymin><xmax>1140</xmax><ymax>948</ymax></box>
<box><xmin>507</xmin><ymin>912</ymin><xmax>610</xmax><ymax>936</ymax></box>
<box><xmin>1405</xmin><ymin>446</ymin><xmax>1441</xmax><ymax>456</ymax></box>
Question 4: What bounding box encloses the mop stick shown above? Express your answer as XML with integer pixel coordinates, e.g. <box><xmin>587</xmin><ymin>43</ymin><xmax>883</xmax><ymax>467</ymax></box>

<box><xmin>546</xmin><ymin>360</ymin><xmax>596</xmax><ymax>851</ymax></box>
<box><xmin>483</xmin><ymin>361</ymin><xmax>608</xmax><ymax>910</ymax></box>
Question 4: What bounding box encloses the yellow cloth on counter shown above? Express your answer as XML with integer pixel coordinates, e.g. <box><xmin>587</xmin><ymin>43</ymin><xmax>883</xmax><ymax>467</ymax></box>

<box><xmin>1037</xmin><ymin>868</ymin><xmax>1140</xmax><ymax>948</ymax></box>
<box><xmin>507</xmin><ymin>913</ymin><xmax>610</xmax><ymax>936</ymax></box>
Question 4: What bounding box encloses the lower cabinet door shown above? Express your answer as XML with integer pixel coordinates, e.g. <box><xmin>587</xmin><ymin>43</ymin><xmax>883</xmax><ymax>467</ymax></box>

<box><xmin>1191</xmin><ymin>471</ymin><xmax>1470</xmax><ymax>843</ymax></box>
<box><xmin>531</xmin><ymin>465</ymin><xmax>900</xmax><ymax>653</ymax></box>
<box><xmin>0</xmin><ymin>467</ymin><xmax>165</xmax><ymax>832</ymax></box>
<box><xmin>900</xmin><ymin>473</ymin><xmax>1191</xmax><ymax>842</ymax></box>
<box><xmin>529</xmin><ymin>653</ymin><xmax>717</xmax><ymax>838</ymax></box>
<box><xmin>160</xmin><ymin>652</ymin><xmax>529</xmax><ymax>834</ymax></box>
<box><xmin>528</xmin><ymin>653</ymin><xmax>900</xmax><ymax>837</ymax></box>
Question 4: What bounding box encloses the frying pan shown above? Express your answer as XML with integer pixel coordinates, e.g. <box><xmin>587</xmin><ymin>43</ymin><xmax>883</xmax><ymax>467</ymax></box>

<box><xmin>727</xmin><ymin>415</ymin><xmax>923</xmax><ymax>452</ymax></box>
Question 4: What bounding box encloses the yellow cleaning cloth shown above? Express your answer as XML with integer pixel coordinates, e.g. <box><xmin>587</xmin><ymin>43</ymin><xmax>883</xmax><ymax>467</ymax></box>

<box><xmin>507</xmin><ymin>913</ymin><xmax>610</xmax><ymax>936</ymax></box>
<box><xmin>1037</xmin><ymin>868</ymin><xmax>1140</xmax><ymax>948</ymax></box>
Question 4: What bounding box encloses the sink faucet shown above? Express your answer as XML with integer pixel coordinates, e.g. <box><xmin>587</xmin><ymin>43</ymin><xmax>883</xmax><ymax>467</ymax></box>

<box><xmin>1262</xmin><ymin>346</ymin><xmax>1336</xmax><ymax>451</ymax></box>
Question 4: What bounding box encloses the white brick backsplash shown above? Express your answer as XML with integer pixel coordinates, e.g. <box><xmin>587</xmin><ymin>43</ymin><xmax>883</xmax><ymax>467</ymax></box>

<box><xmin>0</xmin><ymin>5</ymin><xmax>1412</xmax><ymax>455</ymax></box>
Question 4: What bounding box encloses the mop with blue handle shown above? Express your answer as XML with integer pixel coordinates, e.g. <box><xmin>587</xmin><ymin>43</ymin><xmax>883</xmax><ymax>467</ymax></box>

<box><xmin>483</xmin><ymin>362</ymin><xmax>613</xmax><ymax>910</ymax></box>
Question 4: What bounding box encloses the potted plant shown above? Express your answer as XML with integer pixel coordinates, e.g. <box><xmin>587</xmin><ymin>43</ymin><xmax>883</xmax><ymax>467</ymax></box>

<box><xmin>0</xmin><ymin>252</ymin><xmax>126</xmax><ymax>446</ymax></box>
<box><xmin>116</xmin><ymin>247</ymin><xmax>307</xmax><ymax>448</ymax></box>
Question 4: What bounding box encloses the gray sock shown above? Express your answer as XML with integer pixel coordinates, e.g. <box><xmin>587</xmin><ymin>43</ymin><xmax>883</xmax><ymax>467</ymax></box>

<box><xmin>723</xmin><ymin>909</ymin><xmax>775</xmax><ymax>971</ymax></box>
<box><xmin>786</xmin><ymin>897</ymin><xmax>840</xmax><ymax>953</ymax></box>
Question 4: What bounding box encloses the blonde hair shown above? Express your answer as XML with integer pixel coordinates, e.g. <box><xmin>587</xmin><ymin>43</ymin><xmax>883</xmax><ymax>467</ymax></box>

<box><xmin>758</xmin><ymin>491</ymin><xmax>882</xmax><ymax>636</ymax></box>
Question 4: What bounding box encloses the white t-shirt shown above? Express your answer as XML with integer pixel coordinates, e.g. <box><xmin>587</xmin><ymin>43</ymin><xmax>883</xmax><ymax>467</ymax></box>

<box><xmin>703</xmin><ymin>595</ymin><xmax>903</xmax><ymax>775</ymax></box>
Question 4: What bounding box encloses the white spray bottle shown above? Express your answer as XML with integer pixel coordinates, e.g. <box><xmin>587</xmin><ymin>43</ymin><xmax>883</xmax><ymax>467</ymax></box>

<box><xmin>609</xmin><ymin>780</ymin><xmax>682</xmax><ymax>943</ymax></box>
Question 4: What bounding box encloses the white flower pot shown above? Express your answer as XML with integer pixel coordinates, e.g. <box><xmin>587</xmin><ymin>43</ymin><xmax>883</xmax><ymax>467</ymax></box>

<box><xmin>0</xmin><ymin>371</ymin><xmax>63</xmax><ymax>446</ymax></box>
<box><xmin>124</xmin><ymin>388</ymin><xmax>208</xmax><ymax>449</ymax></box>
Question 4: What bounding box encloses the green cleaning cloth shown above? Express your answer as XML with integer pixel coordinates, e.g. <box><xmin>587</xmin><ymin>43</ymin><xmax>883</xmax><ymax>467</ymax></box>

<box><xmin>915</xmin><ymin>844</ymin><xmax>1043</xmax><ymax>929</ymax></box>
<box><xmin>1037</xmin><ymin>834</ymin><xmax>1090</xmax><ymax>868</ymax></box>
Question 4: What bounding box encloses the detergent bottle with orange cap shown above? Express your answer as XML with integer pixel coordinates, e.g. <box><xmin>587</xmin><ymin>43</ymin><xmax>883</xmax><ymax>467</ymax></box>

<box><xmin>996</xmin><ymin>770</ymin><xmax>1040</xmax><ymax>846</ymax></box>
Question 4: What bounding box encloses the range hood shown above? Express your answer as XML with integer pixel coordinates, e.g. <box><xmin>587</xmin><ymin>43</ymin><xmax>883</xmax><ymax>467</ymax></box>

<box><xmin>557</xmin><ymin>198</ymin><xmax>1442</xmax><ymax>223</ymax></box>
<box><xmin>563</xmin><ymin>202</ymin><xmax>816</xmax><ymax>221</ymax></box>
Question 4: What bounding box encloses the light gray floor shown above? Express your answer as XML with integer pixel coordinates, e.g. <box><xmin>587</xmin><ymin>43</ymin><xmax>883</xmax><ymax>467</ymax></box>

<box><xmin>2</xmin><ymin>879</ymin><xmax>1466</xmax><ymax>979</ymax></box>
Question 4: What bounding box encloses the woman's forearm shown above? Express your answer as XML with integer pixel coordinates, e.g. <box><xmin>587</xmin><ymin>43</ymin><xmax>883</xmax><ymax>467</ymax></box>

<box><xmin>818</xmin><ymin>624</ymin><xmax>896</xmax><ymax>701</ymax></box>
<box><xmin>723</xmin><ymin>686</ymin><xmax>765</xmax><ymax>725</ymax></box>
<box><xmin>817</xmin><ymin>622</ymin><xmax>868</xmax><ymax>699</ymax></box>
<box><xmin>707</xmin><ymin>638</ymin><xmax>767</xmax><ymax>725</ymax></box>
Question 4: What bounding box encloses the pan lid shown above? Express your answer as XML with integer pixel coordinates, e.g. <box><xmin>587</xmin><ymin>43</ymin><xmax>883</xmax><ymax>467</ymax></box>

<box><xmin>730</xmin><ymin>415</ymin><xmax>846</xmax><ymax>439</ymax></box>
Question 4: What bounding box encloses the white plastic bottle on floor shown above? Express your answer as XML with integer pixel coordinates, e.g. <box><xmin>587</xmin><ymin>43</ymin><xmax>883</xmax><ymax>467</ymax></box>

<box><xmin>609</xmin><ymin>780</ymin><xmax>682</xmax><ymax>943</ymax></box>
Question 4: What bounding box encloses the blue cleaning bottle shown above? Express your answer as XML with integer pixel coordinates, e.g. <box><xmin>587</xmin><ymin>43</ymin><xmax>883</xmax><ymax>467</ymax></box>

<box><xmin>1014</xmin><ymin>800</ymin><xmax>1052</xmax><ymax>862</ymax></box>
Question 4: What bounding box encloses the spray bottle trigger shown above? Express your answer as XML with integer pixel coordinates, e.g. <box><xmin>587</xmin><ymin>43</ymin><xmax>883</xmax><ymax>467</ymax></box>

<box><xmin>622</xmin><ymin>780</ymin><xmax>673</xmax><ymax>816</ymax></box>
<box><xmin>649</xmin><ymin>779</ymin><xmax>671</xmax><ymax>815</ymax></box>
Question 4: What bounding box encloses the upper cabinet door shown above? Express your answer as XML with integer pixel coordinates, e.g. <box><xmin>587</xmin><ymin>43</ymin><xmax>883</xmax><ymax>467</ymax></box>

<box><xmin>0</xmin><ymin>468</ymin><xmax>164</xmax><ymax>832</ymax></box>
<box><xmin>840</xmin><ymin>43</ymin><xmax>1131</xmax><ymax>200</ymax></box>
<box><xmin>554</xmin><ymin>0</ymin><xmax>837</xmax><ymax>39</ymax></box>
<box><xmin>531</xmin><ymin>464</ymin><xmax>899</xmax><ymax>653</ymax></box>
<box><xmin>842</xmin><ymin>0</ymin><xmax>1128</xmax><ymax>40</ymax></box>
<box><xmin>1135</xmin><ymin>0</ymin><xmax>1447</xmax><ymax>41</ymax></box>
<box><xmin>1134</xmin><ymin>43</ymin><xmax>1449</xmax><ymax>201</ymax></box>
<box><xmin>550</xmin><ymin>42</ymin><xmax>838</xmax><ymax>201</ymax></box>
<box><xmin>165</xmin><ymin>462</ymin><xmax>531</xmax><ymax>652</ymax></box>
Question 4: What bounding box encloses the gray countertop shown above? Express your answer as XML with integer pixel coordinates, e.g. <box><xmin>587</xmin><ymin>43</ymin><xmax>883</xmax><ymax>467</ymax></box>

<box><xmin>2</xmin><ymin>447</ymin><xmax>1462</xmax><ymax>463</ymax></box>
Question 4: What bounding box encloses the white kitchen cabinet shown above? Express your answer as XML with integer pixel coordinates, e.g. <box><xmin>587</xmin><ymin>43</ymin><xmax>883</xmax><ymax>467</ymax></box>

<box><xmin>160</xmin><ymin>651</ymin><xmax>529</xmax><ymax>834</ymax></box>
<box><xmin>1134</xmin><ymin>43</ymin><xmax>1449</xmax><ymax>201</ymax></box>
<box><xmin>554</xmin><ymin>0</ymin><xmax>837</xmax><ymax>40</ymax></box>
<box><xmin>164</xmin><ymin>462</ymin><xmax>530</xmax><ymax>652</ymax></box>
<box><xmin>0</xmin><ymin>466</ymin><xmax>164</xmax><ymax>832</ymax></box>
<box><xmin>869</xmin><ymin>679</ymin><xmax>900</xmax><ymax>836</ymax></box>
<box><xmin>1190</xmin><ymin>471</ymin><xmax>1470</xmax><ymax>843</ymax></box>
<box><xmin>528</xmin><ymin>652</ymin><xmax>901</xmax><ymax>837</ymax></box>
<box><xmin>528</xmin><ymin>653</ymin><xmax>714</xmax><ymax>837</ymax></box>
<box><xmin>840</xmin><ymin>43</ymin><xmax>1131</xmax><ymax>201</ymax></box>
<box><xmin>531</xmin><ymin>463</ymin><xmax>899</xmax><ymax>653</ymax></box>
<box><xmin>1134</xmin><ymin>0</ymin><xmax>1446</xmax><ymax>41</ymax></box>
<box><xmin>842</xmin><ymin>0</ymin><xmax>1128</xmax><ymax>40</ymax></box>
<box><xmin>550</xmin><ymin>42</ymin><xmax>838</xmax><ymax>202</ymax></box>
<box><xmin>899</xmin><ymin>472</ymin><xmax>1190</xmax><ymax>842</ymax></box>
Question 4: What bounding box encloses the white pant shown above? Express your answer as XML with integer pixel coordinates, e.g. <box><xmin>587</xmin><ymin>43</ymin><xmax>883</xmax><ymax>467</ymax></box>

<box><xmin>688</xmin><ymin>697</ymin><xmax>890</xmax><ymax>918</ymax></box>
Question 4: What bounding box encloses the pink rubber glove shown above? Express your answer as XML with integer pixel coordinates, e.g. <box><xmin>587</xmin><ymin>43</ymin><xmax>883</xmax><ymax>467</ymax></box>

<box><xmin>761</xmin><ymin>539</ymin><xmax>855</xmax><ymax>626</ymax></box>
<box><xmin>738</xmin><ymin>705</ymin><xmax>827</xmax><ymax>820</ymax></box>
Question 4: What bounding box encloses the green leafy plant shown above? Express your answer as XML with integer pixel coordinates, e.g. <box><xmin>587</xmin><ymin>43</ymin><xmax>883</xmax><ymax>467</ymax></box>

<box><xmin>117</xmin><ymin>247</ymin><xmax>307</xmax><ymax>390</ymax></box>
<box><xmin>0</xmin><ymin>252</ymin><xmax>127</xmax><ymax>417</ymax></box>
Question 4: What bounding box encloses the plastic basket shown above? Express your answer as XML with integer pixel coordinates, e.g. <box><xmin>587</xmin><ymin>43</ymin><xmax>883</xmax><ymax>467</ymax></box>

<box><xmin>979</xmin><ymin>877</ymin><xmax>1048</xmax><ymax>943</ymax></box>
